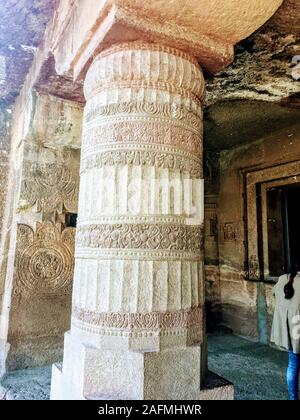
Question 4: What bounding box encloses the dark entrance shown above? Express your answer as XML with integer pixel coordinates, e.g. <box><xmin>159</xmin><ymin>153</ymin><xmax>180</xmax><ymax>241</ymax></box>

<box><xmin>267</xmin><ymin>183</ymin><xmax>300</xmax><ymax>278</ymax></box>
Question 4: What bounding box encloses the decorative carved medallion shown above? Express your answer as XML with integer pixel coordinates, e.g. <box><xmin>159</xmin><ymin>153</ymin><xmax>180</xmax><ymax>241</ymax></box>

<box><xmin>15</xmin><ymin>222</ymin><xmax>75</xmax><ymax>294</ymax></box>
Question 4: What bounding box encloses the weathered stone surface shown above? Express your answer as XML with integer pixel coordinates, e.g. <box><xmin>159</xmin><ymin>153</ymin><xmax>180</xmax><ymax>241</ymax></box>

<box><xmin>0</xmin><ymin>0</ymin><xmax>296</xmax><ymax>111</ymax></box>
<box><xmin>206</xmin><ymin>0</ymin><xmax>300</xmax><ymax>106</ymax></box>
<box><xmin>0</xmin><ymin>0</ymin><xmax>295</xmax><ymax>111</ymax></box>
<box><xmin>0</xmin><ymin>365</ymin><xmax>51</xmax><ymax>400</ymax></box>
<box><xmin>206</xmin><ymin>31</ymin><xmax>299</xmax><ymax>106</ymax></box>
<box><xmin>0</xmin><ymin>91</ymin><xmax>82</xmax><ymax>374</ymax></box>
<box><xmin>266</xmin><ymin>0</ymin><xmax>300</xmax><ymax>36</ymax></box>
<box><xmin>51</xmin><ymin>0</ymin><xmax>282</xmax><ymax>79</ymax></box>
<box><xmin>0</xmin><ymin>107</ymin><xmax>10</xmax><ymax>242</ymax></box>
<box><xmin>204</xmin><ymin>100</ymin><xmax>300</xmax><ymax>151</ymax></box>
<box><xmin>0</xmin><ymin>0</ymin><xmax>56</xmax><ymax>106</ymax></box>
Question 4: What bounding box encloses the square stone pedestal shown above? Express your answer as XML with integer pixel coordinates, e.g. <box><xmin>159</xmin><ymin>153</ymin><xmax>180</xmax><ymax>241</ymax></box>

<box><xmin>52</xmin><ymin>362</ymin><xmax>233</xmax><ymax>400</ymax></box>
<box><xmin>51</xmin><ymin>332</ymin><xmax>234</xmax><ymax>400</ymax></box>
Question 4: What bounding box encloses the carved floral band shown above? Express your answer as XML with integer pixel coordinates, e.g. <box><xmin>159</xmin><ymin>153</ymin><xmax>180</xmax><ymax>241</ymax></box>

<box><xmin>72</xmin><ymin>306</ymin><xmax>202</xmax><ymax>331</ymax></box>
<box><xmin>76</xmin><ymin>223</ymin><xmax>202</xmax><ymax>252</ymax></box>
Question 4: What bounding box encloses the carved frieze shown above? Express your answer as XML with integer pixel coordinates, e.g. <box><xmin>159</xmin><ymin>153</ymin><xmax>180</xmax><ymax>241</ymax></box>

<box><xmin>83</xmin><ymin>121</ymin><xmax>202</xmax><ymax>157</ymax></box>
<box><xmin>81</xmin><ymin>148</ymin><xmax>202</xmax><ymax>178</ymax></box>
<box><xmin>96</xmin><ymin>42</ymin><xmax>200</xmax><ymax>67</ymax></box>
<box><xmin>72</xmin><ymin>306</ymin><xmax>202</xmax><ymax>333</ymax></box>
<box><xmin>84</xmin><ymin>42</ymin><xmax>205</xmax><ymax>102</ymax></box>
<box><xmin>76</xmin><ymin>223</ymin><xmax>202</xmax><ymax>252</ymax></box>
<box><xmin>84</xmin><ymin>102</ymin><xmax>202</xmax><ymax>129</ymax></box>
<box><xmin>15</xmin><ymin>222</ymin><xmax>75</xmax><ymax>295</ymax></box>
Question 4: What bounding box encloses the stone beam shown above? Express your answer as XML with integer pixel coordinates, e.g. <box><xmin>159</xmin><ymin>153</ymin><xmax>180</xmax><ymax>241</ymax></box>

<box><xmin>50</xmin><ymin>0</ymin><xmax>284</xmax><ymax>79</ymax></box>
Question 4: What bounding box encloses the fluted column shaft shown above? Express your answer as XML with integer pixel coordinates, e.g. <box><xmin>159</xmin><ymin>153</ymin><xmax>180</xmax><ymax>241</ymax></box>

<box><xmin>52</xmin><ymin>42</ymin><xmax>206</xmax><ymax>400</ymax></box>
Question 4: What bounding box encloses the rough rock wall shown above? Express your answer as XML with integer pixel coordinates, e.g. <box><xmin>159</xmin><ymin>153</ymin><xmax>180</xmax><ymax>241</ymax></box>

<box><xmin>0</xmin><ymin>107</ymin><xmax>11</xmax><ymax>334</ymax></box>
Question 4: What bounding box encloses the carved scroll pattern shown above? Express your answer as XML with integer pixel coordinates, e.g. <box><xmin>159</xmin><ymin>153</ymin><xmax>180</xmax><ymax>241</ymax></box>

<box><xmin>76</xmin><ymin>224</ymin><xmax>203</xmax><ymax>252</ymax></box>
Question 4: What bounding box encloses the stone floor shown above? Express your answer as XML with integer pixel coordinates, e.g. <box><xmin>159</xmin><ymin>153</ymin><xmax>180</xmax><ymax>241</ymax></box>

<box><xmin>0</xmin><ymin>331</ymin><xmax>291</xmax><ymax>400</ymax></box>
<box><xmin>208</xmin><ymin>330</ymin><xmax>289</xmax><ymax>400</ymax></box>
<box><xmin>0</xmin><ymin>365</ymin><xmax>51</xmax><ymax>400</ymax></box>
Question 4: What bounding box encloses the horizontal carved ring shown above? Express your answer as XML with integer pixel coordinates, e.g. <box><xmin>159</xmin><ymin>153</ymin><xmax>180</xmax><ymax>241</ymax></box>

<box><xmin>80</xmin><ymin>149</ymin><xmax>202</xmax><ymax>178</ymax></box>
<box><xmin>97</xmin><ymin>42</ymin><xmax>201</xmax><ymax>68</ymax></box>
<box><xmin>76</xmin><ymin>223</ymin><xmax>202</xmax><ymax>252</ymax></box>
<box><xmin>82</xmin><ymin>121</ymin><xmax>202</xmax><ymax>157</ymax></box>
<box><xmin>78</xmin><ymin>215</ymin><xmax>191</xmax><ymax>225</ymax></box>
<box><xmin>75</xmin><ymin>248</ymin><xmax>202</xmax><ymax>261</ymax></box>
<box><xmin>84</xmin><ymin>102</ymin><xmax>202</xmax><ymax>126</ymax></box>
<box><xmin>88</xmin><ymin>81</ymin><xmax>203</xmax><ymax>104</ymax></box>
<box><xmin>72</xmin><ymin>306</ymin><xmax>202</xmax><ymax>331</ymax></box>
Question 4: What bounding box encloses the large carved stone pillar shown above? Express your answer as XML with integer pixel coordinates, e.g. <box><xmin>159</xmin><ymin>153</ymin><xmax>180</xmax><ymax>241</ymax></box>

<box><xmin>52</xmin><ymin>42</ymin><xmax>206</xmax><ymax>400</ymax></box>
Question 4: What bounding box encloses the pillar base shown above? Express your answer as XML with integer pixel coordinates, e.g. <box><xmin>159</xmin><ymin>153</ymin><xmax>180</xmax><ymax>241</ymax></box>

<box><xmin>51</xmin><ymin>362</ymin><xmax>233</xmax><ymax>401</ymax></box>
<box><xmin>51</xmin><ymin>332</ymin><xmax>233</xmax><ymax>400</ymax></box>
<box><xmin>84</xmin><ymin>373</ymin><xmax>234</xmax><ymax>401</ymax></box>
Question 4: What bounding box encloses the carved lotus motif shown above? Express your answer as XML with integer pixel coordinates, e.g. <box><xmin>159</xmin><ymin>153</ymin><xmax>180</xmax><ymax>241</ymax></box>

<box><xmin>20</xmin><ymin>162</ymin><xmax>79</xmax><ymax>214</ymax></box>
<box><xmin>15</xmin><ymin>222</ymin><xmax>75</xmax><ymax>294</ymax></box>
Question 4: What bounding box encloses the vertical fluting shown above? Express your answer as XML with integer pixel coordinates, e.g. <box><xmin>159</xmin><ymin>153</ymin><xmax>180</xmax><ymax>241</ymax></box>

<box><xmin>72</xmin><ymin>42</ymin><xmax>205</xmax><ymax>350</ymax></box>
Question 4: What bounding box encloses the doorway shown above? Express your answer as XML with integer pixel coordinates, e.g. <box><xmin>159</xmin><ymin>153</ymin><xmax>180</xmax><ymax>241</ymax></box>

<box><xmin>267</xmin><ymin>183</ymin><xmax>300</xmax><ymax>277</ymax></box>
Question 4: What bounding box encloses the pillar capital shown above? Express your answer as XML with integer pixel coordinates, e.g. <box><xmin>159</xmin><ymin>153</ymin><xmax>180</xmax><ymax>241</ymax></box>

<box><xmin>84</xmin><ymin>42</ymin><xmax>205</xmax><ymax>103</ymax></box>
<box><xmin>51</xmin><ymin>0</ymin><xmax>283</xmax><ymax>79</ymax></box>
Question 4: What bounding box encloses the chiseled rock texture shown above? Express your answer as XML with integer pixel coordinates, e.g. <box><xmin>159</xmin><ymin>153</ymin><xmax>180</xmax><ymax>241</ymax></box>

<box><xmin>206</xmin><ymin>0</ymin><xmax>300</xmax><ymax>105</ymax></box>
<box><xmin>203</xmin><ymin>0</ymin><xmax>300</xmax><ymax>341</ymax></box>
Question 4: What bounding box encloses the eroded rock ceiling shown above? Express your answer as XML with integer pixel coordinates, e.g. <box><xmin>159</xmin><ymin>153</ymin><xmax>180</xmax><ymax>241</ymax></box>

<box><xmin>0</xmin><ymin>0</ymin><xmax>56</xmax><ymax>107</ymax></box>
<box><xmin>206</xmin><ymin>0</ymin><xmax>300</xmax><ymax>105</ymax></box>
<box><xmin>205</xmin><ymin>0</ymin><xmax>300</xmax><ymax>150</ymax></box>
